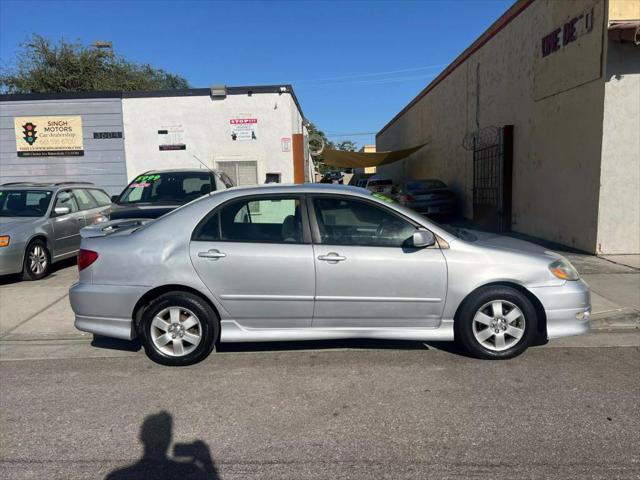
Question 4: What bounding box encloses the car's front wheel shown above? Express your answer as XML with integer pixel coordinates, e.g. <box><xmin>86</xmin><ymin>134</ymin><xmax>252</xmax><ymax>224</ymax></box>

<box><xmin>456</xmin><ymin>286</ymin><xmax>537</xmax><ymax>359</ymax></box>
<box><xmin>22</xmin><ymin>239</ymin><xmax>51</xmax><ymax>280</ymax></box>
<box><xmin>139</xmin><ymin>292</ymin><xmax>219</xmax><ymax>366</ymax></box>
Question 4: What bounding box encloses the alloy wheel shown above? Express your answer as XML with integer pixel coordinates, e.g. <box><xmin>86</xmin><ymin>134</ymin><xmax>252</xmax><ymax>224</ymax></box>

<box><xmin>150</xmin><ymin>306</ymin><xmax>202</xmax><ymax>357</ymax></box>
<box><xmin>29</xmin><ymin>245</ymin><xmax>48</xmax><ymax>275</ymax></box>
<box><xmin>472</xmin><ymin>300</ymin><xmax>526</xmax><ymax>352</ymax></box>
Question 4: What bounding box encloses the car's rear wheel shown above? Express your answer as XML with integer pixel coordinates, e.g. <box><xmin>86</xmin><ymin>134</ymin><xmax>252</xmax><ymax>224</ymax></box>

<box><xmin>456</xmin><ymin>286</ymin><xmax>537</xmax><ymax>359</ymax></box>
<box><xmin>139</xmin><ymin>292</ymin><xmax>219</xmax><ymax>366</ymax></box>
<box><xmin>22</xmin><ymin>239</ymin><xmax>51</xmax><ymax>281</ymax></box>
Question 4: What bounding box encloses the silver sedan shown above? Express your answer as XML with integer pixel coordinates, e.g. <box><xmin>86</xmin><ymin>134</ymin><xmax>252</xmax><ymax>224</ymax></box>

<box><xmin>70</xmin><ymin>184</ymin><xmax>590</xmax><ymax>366</ymax></box>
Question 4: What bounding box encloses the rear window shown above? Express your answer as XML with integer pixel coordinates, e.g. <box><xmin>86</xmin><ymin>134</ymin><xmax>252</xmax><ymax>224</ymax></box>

<box><xmin>406</xmin><ymin>180</ymin><xmax>446</xmax><ymax>191</ymax></box>
<box><xmin>117</xmin><ymin>172</ymin><xmax>215</xmax><ymax>205</ymax></box>
<box><xmin>368</xmin><ymin>179</ymin><xmax>393</xmax><ymax>187</ymax></box>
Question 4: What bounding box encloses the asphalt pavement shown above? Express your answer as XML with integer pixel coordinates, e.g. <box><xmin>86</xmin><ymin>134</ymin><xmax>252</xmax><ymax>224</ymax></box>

<box><xmin>1</xmin><ymin>337</ymin><xmax>639</xmax><ymax>480</ymax></box>
<box><xmin>0</xmin><ymin>250</ymin><xmax>638</xmax><ymax>479</ymax></box>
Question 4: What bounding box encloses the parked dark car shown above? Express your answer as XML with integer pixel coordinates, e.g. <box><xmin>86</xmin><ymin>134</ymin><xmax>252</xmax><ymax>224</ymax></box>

<box><xmin>397</xmin><ymin>179</ymin><xmax>456</xmax><ymax>216</ymax></box>
<box><xmin>109</xmin><ymin>169</ymin><xmax>234</xmax><ymax>220</ymax></box>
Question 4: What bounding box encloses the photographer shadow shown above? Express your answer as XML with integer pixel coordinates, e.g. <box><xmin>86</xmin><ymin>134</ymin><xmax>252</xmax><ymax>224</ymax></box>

<box><xmin>105</xmin><ymin>411</ymin><xmax>219</xmax><ymax>480</ymax></box>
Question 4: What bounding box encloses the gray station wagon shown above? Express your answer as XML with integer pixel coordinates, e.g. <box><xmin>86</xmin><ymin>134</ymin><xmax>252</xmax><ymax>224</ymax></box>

<box><xmin>0</xmin><ymin>182</ymin><xmax>111</xmax><ymax>279</ymax></box>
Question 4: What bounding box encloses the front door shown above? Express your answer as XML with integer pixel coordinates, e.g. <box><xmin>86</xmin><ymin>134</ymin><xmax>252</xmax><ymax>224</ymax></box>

<box><xmin>51</xmin><ymin>190</ymin><xmax>85</xmax><ymax>258</ymax></box>
<box><xmin>190</xmin><ymin>195</ymin><xmax>314</xmax><ymax>328</ymax></box>
<box><xmin>310</xmin><ymin>196</ymin><xmax>447</xmax><ymax>328</ymax></box>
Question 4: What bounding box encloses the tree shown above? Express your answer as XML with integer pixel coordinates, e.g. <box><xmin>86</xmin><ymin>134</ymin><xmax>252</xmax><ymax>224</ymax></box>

<box><xmin>306</xmin><ymin>122</ymin><xmax>335</xmax><ymax>175</ymax></box>
<box><xmin>0</xmin><ymin>35</ymin><xmax>189</xmax><ymax>94</ymax></box>
<box><xmin>335</xmin><ymin>140</ymin><xmax>358</xmax><ymax>152</ymax></box>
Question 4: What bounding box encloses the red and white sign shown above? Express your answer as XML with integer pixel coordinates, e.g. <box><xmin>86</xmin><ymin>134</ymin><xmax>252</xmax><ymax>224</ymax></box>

<box><xmin>230</xmin><ymin>117</ymin><xmax>258</xmax><ymax>141</ymax></box>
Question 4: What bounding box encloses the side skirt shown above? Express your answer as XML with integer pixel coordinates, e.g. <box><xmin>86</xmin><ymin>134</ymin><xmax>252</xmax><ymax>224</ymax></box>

<box><xmin>220</xmin><ymin>320</ymin><xmax>454</xmax><ymax>343</ymax></box>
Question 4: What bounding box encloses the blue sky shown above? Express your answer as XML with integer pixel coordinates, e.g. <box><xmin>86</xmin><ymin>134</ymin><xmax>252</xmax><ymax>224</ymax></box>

<box><xmin>0</xmin><ymin>0</ymin><xmax>511</xmax><ymax>146</ymax></box>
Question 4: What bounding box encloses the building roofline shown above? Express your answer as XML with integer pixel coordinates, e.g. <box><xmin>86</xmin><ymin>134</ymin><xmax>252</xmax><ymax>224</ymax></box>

<box><xmin>376</xmin><ymin>0</ymin><xmax>535</xmax><ymax>138</ymax></box>
<box><xmin>0</xmin><ymin>84</ymin><xmax>305</xmax><ymax>117</ymax></box>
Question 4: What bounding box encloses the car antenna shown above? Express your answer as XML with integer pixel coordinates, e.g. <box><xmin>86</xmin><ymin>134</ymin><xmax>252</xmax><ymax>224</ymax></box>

<box><xmin>192</xmin><ymin>154</ymin><xmax>216</xmax><ymax>175</ymax></box>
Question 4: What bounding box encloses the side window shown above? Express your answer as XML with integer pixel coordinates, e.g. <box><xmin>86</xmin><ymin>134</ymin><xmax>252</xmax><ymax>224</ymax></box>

<box><xmin>313</xmin><ymin>197</ymin><xmax>415</xmax><ymax>247</ymax></box>
<box><xmin>72</xmin><ymin>189</ymin><xmax>97</xmax><ymax>210</ymax></box>
<box><xmin>54</xmin><ymin>191</ymin><xmax>79</xmax><ymax>214</ymax></box>
<box><xmin>89</xmin><ymin>189</ymin><xmax>112</xmax><ymax>206</ymax></box>
<box><xmin>193</xmin><ymin>197</ymin><xmax>303</xmax><ymax>243</ymax></box>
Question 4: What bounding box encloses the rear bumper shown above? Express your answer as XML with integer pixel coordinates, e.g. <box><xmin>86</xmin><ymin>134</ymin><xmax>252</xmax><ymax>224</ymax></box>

<box><xmin>408</xmin><ymin>200</ymin><xmax>455</xmax><ymax>215</ymax></box>
<box><xmin>529</xmin><ymin>279</ymin><xmax>591</xmax><ymax>339</ymax></box>
<box><xmin>70</xmin><ymin>282</ymin><xmax>148</xmax><ymax>340</ymax></box>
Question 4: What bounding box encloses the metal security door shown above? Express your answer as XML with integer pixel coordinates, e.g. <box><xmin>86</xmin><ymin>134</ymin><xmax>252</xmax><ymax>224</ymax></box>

<box><xmin>472</xmin><ymin>125</ymin><xmax>513</xmax><ymax>232</ymax></box>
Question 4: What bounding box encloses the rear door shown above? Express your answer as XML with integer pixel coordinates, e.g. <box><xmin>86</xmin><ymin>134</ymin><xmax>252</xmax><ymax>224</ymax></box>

<box><xmin>190</xmin><ymin>194</ymin><xmax>315</xmax><ymax>328</ymax></box>
<box><xmin>310</xmin><ymin>195</ymin><xmax>447</xmax><ymax>328</ymax></box>
<box><xmin>51</xmin><ymin>190</ymin><xmax>85</xmax><ymax>257</ymax></box>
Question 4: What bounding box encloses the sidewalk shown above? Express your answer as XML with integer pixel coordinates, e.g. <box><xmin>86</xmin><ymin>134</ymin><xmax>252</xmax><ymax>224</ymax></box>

<box><xmin>562</xmin><ymin>253</ymin><xmax>639</xmax><ymax>330</ymax></box>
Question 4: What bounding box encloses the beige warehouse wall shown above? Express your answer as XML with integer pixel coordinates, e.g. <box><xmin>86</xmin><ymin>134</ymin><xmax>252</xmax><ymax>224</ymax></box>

<box><xmin>597</xmin><ymin>40</ymin><xmax>640</xmax><ymax>254</ymax></box>
<box><xmin>608</xmin><ymin>0</ymin><xmax>640</xmax><ymax>21</ymax></box>
<box><xmin>377</xmin><ymin>0</ymin><xmax>608</xmax><ymax>252</ymax></box>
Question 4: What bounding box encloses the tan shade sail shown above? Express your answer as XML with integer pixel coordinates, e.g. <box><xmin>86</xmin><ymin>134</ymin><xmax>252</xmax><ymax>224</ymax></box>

<box><xmin>321</xmin><ymin>143</ymin><xmax>427</xmax><ymax>168</ymax></box>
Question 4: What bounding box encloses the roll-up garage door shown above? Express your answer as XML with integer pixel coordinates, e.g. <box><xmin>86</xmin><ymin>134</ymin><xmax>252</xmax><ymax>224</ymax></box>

<box><xmin>216</xmin><ymin>161</ymin><xmax>258</xmax><ymax>186</ymax></box>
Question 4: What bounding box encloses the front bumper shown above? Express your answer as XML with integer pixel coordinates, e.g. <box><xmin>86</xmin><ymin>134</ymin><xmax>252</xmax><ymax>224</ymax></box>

<box><xmin>0</xmin><ymin>244</ymin><xmax>24</xmax><ymax>276</ymax></box>
<box><xmin>529</xmin><ymin>278</ymin><xmax>591</xmax><ymax>339</ymax></box>
<box><xmin>70</xmin><ymin>282</ymin><xmax>148</xmax><ymax>340</ymax></box>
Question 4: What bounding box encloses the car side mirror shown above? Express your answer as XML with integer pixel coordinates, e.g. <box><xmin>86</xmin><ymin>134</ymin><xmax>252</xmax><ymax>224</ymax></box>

<box><xmin>54</xmin><ymin>206</ymin><xmax>70</xmax><ymax>216</ymax></box>
<box><xmin>110</xmin><ymin>195</ymin><xmax>119</xmax><ymax>202</ymax></box>
<box><xmin>412</xmin><ymin>230</ymin><xmax>435</xmax><ymax>248</ymax></box>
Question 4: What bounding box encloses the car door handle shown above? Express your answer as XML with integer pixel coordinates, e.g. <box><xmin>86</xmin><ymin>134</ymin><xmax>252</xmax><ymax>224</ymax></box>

<box><xmin>198</xmin><ymin>249</ymin><xmax>227</xmax><ymax>260</ymax></box>
<box><xmin>318</xmin><ymin>253</ymin><xmax>346</xmax><ymax>262</ymax></box>
<box><xmin>76</xmin><ymin>217</ymin><xmax>84</xmax><ymax>222</ymax></box>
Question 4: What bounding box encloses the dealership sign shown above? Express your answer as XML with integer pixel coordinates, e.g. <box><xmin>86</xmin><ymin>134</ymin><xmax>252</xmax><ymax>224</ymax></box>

<box><xmin>14</xmin><ymin>116</ymin><xmax>84</xmax><ymax>157</ymax></box>
<box><xmin>541</xmin><ymin>8</ymin><xmax>594</xmax><ymax>58</ymax></box>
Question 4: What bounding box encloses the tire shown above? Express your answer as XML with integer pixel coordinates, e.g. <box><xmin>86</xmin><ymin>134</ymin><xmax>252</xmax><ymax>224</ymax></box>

<box><xmin>456</xmin><ymin>286</ymin><xmax>537</xmax><ymax>359</ymax></box>
<box><xmin>22</xmin><ymin>239</ymin><xmax>51</xmax><ymax>281</ymax></box>
<box><xmin>139</xmin><ymin>292</ymin><xmax>219</xmax><ymax>366</ymax></box>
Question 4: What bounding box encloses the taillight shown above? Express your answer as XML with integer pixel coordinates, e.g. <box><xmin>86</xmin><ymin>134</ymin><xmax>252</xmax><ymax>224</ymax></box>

<box><xmin>78</xmin><ymin>249</ymin><xmax>99</xmax><ymax>271</ymax></box>
<box><xmin>404</xmin><ymin>194</ymin><xmax>414</xmax><ymax>202</ymax></box>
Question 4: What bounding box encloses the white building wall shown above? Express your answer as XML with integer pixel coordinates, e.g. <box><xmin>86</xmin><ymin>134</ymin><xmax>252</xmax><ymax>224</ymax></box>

<box><xmin>122</xmin><ymin>91</ymin><xmax>302</xmax><ymax>185</ymax></box>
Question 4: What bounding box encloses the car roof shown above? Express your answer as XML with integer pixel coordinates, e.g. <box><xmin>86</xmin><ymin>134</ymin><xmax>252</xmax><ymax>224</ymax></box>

<box><xmin>140</xmin><ymin>168</ymin><xmax>218</xmax><ymax>174</ymax></box>
<box><xmin>0</xmin><ymin>182</ymin><xmax>101</xmax><ymax>191</ymax></box>
<box><xmin>223</xmin><ymin>183</ymin><xmax>371</xmax><ymax>197</ymax></box>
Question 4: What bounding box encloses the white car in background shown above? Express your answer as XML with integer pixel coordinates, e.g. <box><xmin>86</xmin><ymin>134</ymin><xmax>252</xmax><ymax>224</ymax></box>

<box><xmin>365</xmin><ymin>175</ymin><xmax>395</xmax><ymax>196</ymax></box>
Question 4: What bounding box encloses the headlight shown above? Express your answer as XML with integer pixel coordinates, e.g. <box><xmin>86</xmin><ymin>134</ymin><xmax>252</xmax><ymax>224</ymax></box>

<box><xmin>0</xmin><ymin>235</ymin><xmax>9</xmax><ymax>247</ymax></box>
<box><xmin>549</xmin><ymin>258</ymin><xmax>579</xmax><ymax>281</ymax></box>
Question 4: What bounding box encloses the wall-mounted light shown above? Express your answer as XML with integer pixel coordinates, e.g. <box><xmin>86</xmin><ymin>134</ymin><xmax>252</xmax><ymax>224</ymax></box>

<box><xmin>210</xmin><ymin>84</ymin><xmax>227</xmax><ymax>98</ymax></box>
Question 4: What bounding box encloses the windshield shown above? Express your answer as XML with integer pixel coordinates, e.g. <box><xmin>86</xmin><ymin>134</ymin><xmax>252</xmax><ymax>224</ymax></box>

<box><xmin>0</xmin><ymin>190</ymin><xmax>53</xmax><ymax>217</ymax></box>
<box><xmin>117</xmin><ymin>172</ymin><xmax>214</xmax><ymax>205</ymax></box>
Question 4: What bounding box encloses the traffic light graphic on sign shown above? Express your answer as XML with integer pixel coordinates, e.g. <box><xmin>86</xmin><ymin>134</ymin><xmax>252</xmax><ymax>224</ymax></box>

<box><xmin>22</xmin><ymin>122</ymin><xmax>37</xmax><ymax>145</ymax></box>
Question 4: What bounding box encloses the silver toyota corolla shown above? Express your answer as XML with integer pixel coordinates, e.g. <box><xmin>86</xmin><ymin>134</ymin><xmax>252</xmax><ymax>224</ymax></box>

<box><xmin>70</xmin><ymin>184</ymin><xmax>590</xmax><ymax>366</ymax></box>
